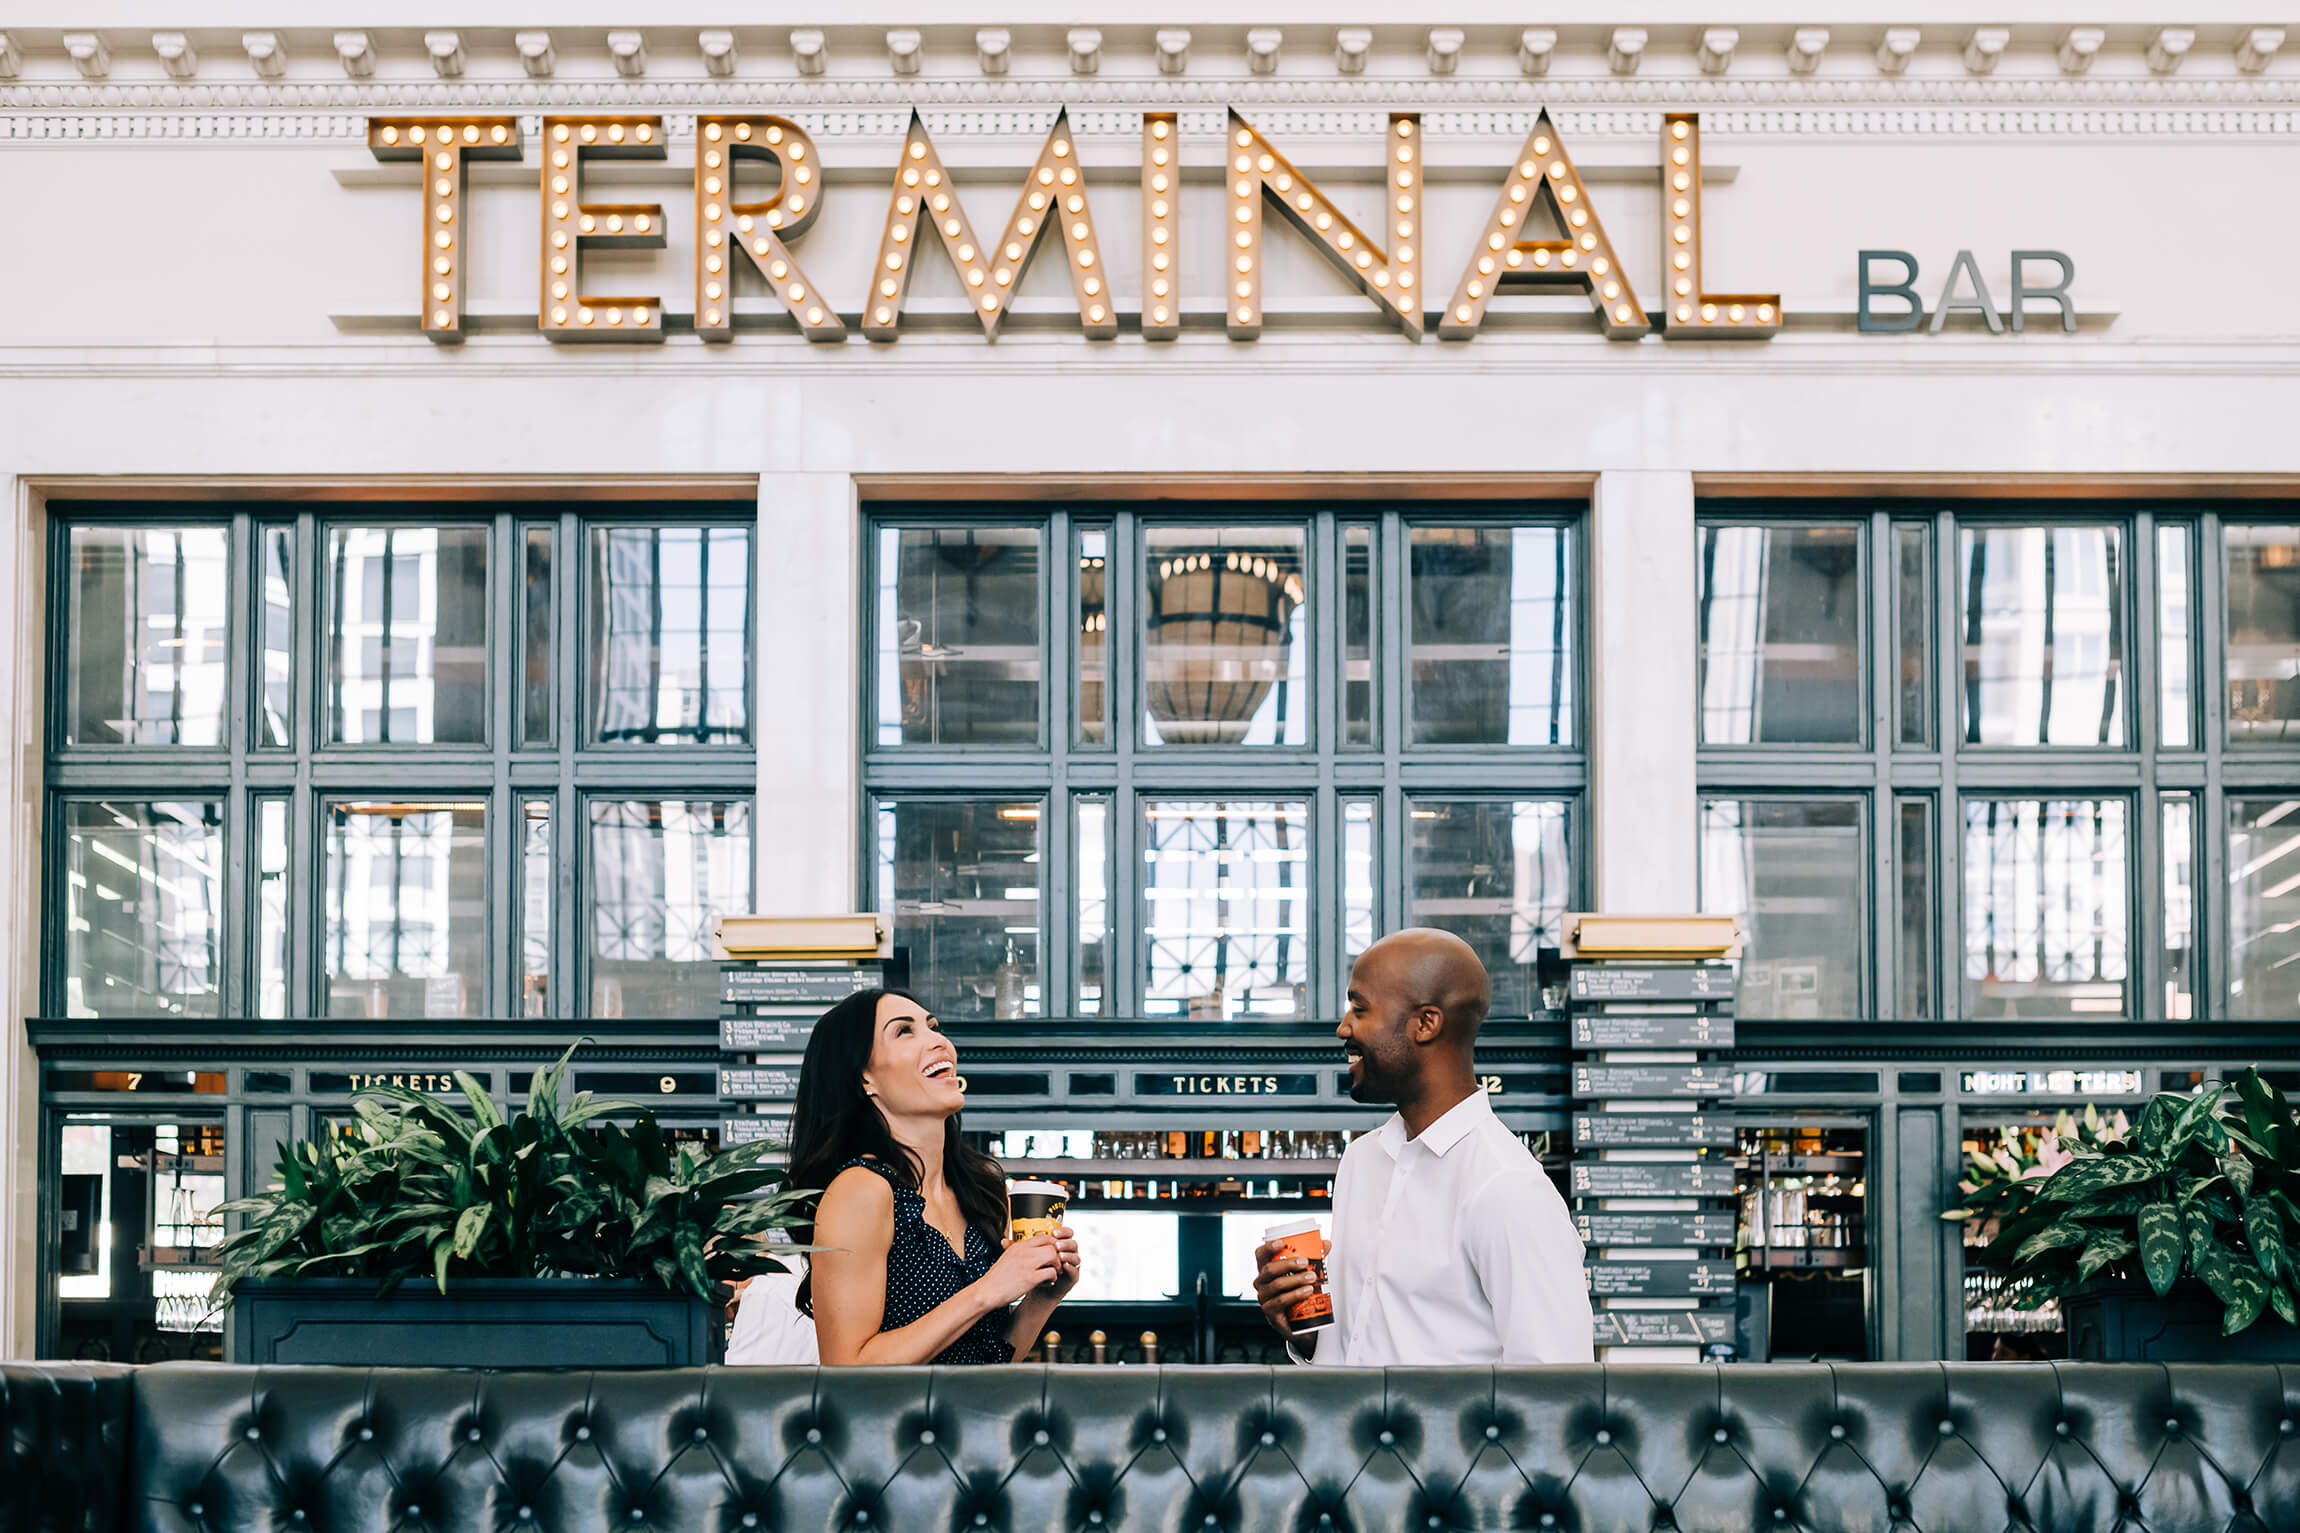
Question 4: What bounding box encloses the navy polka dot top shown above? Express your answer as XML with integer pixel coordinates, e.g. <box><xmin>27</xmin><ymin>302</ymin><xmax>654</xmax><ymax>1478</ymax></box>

<box><xmin>839</xmin><ymin>1156</ymin><xmax>1015</xmax><ymax>1365</ymax></box>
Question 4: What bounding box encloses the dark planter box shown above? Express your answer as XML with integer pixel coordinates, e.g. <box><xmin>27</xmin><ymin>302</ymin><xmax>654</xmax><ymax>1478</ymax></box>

<box><xmin>2064</xmin><ymin>1280</ymin><xmax>2300</xmax><ymax>1363</ymax></box>
<box><xmin>228</xmin><ymin>1278</ymin><xmax>722</xmax><ymax>1368</ymax></box>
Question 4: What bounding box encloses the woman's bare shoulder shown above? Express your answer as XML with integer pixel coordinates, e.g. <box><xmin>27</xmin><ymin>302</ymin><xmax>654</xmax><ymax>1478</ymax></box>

<box><xmin>815</xmin><ymin>1163</ymin><xmax>896</xmax><ymax>1240</ymax></box>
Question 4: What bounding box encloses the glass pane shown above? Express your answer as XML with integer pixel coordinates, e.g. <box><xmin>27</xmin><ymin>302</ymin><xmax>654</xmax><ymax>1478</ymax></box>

<box><xmin>590</xmin><ymin>525</ymin><xmax>753</xmax><ymax>745</ymax></box>
<box><xmin>324</xmin><ymin>526</ymin><xmax>489</xmax><ymax>745</ymax></box>
<box><xmin>874</xmin><ymin>525</ymin><xmax>1040</xmax><ymax>747</ymax></box>
<box><xmin>522</xmin><ymin>526</ymin><xmax>555</xmax><ymax>746</ymax></box>
<box><xmin>256</xmin><ymin>797</ymin><xmax>288</xmax><ymax>1018</ymax></box>
<box><xmin>55</xmin><ymin>1118</ymin><xmax>228</xmax><ymax>1363</ymax></box>
<box><xmin>1895</xmin><ymin>523</ymin><xmax>1932</xmax><ymax>748</ymax></box>
<box><xmin>2223</xmin><ymin>524</ymin><xmax>2300</xmax><ymax>743</ymax></box>
<box><xmin>59</xmin><ymin>800</ymin><xmax>223</xmax><ymax>1018</ymax></box>
<box><xmin>2225</xmin><ymin>797</ymin><xmax>2300</xmax><ymax>1018</ymax></box>
<box><xmin>322</xmin><ymin>800</ymin><xmax>487</xmax><ymax>1019</ymax></box>
<box><xmin>521</xmin><ymin>798</ymin><xmax>552</xmax><ymax>1017</ymax></box>
<box><xmin>1344</xmin><ymin>524</ymin><xmax>1375</xmax><ymax>746</ymax></box>
<box><xmin>63</xmin><ymin>526</ymin><xmax>228</xmax><ymax>746</ymax></box>
<box><xmin>588</xmin><ymin>799</ymin><xmax>752</xmax><ymax>1017</ymax></box>
<box><xmin>259</xmin><ymin>524</ymin><xmax>294</xmax><ymax>748</ymax></box>
<box><xmin>1696</xmin><ymin>524</ymin><xmax>1862</xmax><ymax>745</ymax></box>
<box><xmin>1143</xmin><ymin>799</ymin><xmax>1309</xmax><ymax>1019</ymax></box>
<box><xmin>1343</xmin><ymin>799</ymin><xmax>1377</xmax><ymax>959</ymax></box>
<box><xmin>1961</xmin><ymin>797</ymin><xmax>2130</xmax><ymax>1020</ymax></box>
<box><xmin>2163</xmin><ymin>792</ymin><xmax>2196</xmax><ymax>1020</ymax></box>
<box><xmin>1409</xmin><ymin>525</ymin><xmax>1575</xmax><ymax>746</ymax></box>
<box><xmin>1143</xmin><ymin>527</ymin><xmax>1307</xmax><ymax>746</ymax></box>
<box><xmin>1077</xmin><ymin>796</ymin><xmax>1110</xmax><ymax>1016</ymax></box>
<box><xmin>1698</xmin><ymin>798</ymin><xmax>1864</xmax><ymax>1020</ymax></box>
<box><xmin>1077</xmin><ymin>528</ymin><xmax>1108</xmax><ymax>746</ymax></box>
<box><xmin>1408</xmin><ymin>799</ymin><xmax>1572</xmax><ymax>1018</ymax></box>
<box><xmin>876</xmin><ymin>799</ymin><xmax>1042</xmax><ymax>1020</ymax></box>
<box><xmin>2156</xmin><ymin>524</ymin><xmax>2193</xmax><ymax>749</ymax></box>
<box><xmin>1958</xmin><ymin>525</ymin><xmax>2126</xmax><ymax>746</ymax></box>
<box><xmin>1895</xmin><ymin>797</ymin><xmax>1934</xmax><ymax>1020</ymax></box>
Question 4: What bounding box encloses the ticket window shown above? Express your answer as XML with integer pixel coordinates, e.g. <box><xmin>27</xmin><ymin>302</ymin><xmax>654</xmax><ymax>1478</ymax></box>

<box><xmin>54</xmin><ymin>1117</ymin><xmax>228</xmax><ymax>1363</ymax></box>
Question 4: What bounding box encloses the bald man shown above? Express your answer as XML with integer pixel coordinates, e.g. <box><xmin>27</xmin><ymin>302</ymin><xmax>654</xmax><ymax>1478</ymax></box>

<box><xmin>1253</xmin><ymin>928</ymin><xmax>1593</xmax><ymax>1365</ymax></box>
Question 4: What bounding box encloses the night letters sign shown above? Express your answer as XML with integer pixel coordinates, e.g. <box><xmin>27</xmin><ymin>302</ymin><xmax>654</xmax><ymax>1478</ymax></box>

<box><xmin>368</xmin><ymin>107</ymin><xmax>1777</xmax><ymax>346</ymax></box>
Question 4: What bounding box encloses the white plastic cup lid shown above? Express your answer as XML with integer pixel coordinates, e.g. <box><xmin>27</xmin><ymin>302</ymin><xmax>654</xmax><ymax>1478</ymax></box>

<box><xmin>1264</xmin><ymin>1216</ymin><xmax>1321</xmax><ymax>1241</ymax></box>
<box><xmin>1009</xmin><ymin>1180</ymin><xmax>1069</xmax><ymax>1199</ymax></box>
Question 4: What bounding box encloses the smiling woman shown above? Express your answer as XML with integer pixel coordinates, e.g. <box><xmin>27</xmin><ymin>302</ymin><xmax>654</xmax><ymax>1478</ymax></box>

<box><xmin>784</xmin><ymin>988</ymin><xmax>1083</xmax><ymax>1365</ymax></box>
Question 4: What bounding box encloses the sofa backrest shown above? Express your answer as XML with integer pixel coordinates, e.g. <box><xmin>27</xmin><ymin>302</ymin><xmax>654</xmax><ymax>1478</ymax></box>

<box><xmin>1</xmin><ymin>1362</ymin><xmax>135</xmax><ymax>1533</ymax></box>
<box><xmin>10</xmin><ymin>1360</ymin><xmax>2299</xmax><ymax>1532</ymax></box>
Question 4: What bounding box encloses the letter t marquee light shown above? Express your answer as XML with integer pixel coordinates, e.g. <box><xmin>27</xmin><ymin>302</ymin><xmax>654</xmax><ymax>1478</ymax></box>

<box><xmin>1228</xmin><ymin>110</ymin><xmax>1423</xmax><ymax>341</ymax></box>
<box><xmin>540</xmin><ymin>115</ymin><xmax>666</xmax><ymax>343</ymax></box>
<box><xmin>865</xmin><ymin>108</ymin><xmax>1115</xmax><ymax>341</ymax></box>
<box><xmin>694</xmin><ymin>115</ymin><xmax>845</xmax><ymax>342</ymax></box>
<box><xmin>1658</xmin><ymin>113</ymin><xmax>1779</xmax><ymax>338</ymax></box>
<box><xmin>368</xmin><ymin>116</ymin><xmax>521</xmax><ymax>345</ymax></box>
<box><xmin>1439</xmin><ymin>108</ymin><xmax>1646</xmax><ymax>341</ymax></box>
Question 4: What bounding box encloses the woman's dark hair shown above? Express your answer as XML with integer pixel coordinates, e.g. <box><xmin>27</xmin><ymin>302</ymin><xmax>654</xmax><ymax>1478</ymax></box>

<box><xmin>785</xmin><ymin>987</ymin><xmax>1007</xmax><ymax>1315</ymax></box>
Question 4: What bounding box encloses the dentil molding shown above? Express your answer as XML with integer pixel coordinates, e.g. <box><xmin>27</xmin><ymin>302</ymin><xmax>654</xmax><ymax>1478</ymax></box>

<box><xmin>5</xmin><ymin>68</ymin><xmax>2300</xmax><ymax>146</ymax></box>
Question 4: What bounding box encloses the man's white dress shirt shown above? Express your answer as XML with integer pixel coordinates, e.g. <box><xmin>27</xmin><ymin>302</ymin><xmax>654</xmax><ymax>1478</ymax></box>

<box><xmin>1298</xmin><ymin>1089</ymin><xmax>1593</xmax><ymax>1366</ymax></box>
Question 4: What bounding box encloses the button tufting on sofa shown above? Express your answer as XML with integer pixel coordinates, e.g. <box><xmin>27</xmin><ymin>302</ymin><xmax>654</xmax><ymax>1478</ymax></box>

<box><xmin>7</xmin><ymin>1360</ymin><xmax>2300</xmax><ymax>1533</ymax></box>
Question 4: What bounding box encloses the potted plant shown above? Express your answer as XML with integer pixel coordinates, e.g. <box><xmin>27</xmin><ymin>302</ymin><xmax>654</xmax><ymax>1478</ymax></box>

<box><xmin>212</xmin><ymin>1045</ymin><xmax>814</xmax><ymax>1367</ymax></box>
<box><xmin>1973</xmin><ymin>1068</ymin><xmax>2300</xmax><ymax>1361</ymax></box>
<box><xmin>1946</xmin><ymin>1106</ymin><xmax>2129</xmax><ymax>1350</ymax></box>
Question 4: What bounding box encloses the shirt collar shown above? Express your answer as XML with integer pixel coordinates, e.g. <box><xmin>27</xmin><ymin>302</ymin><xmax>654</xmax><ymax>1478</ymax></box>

<box><xmin>1373</xmin><ymin>1089</ymin><xmax>1492</xmax><ymax>1160</ymax></box>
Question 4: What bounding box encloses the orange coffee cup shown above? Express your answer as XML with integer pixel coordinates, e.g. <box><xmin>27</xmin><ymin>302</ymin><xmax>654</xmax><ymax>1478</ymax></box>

<box><xmin>1264</xmin><ymin>1217</ymin><xmax>1333</xmax><ymax>1332</ymax></box>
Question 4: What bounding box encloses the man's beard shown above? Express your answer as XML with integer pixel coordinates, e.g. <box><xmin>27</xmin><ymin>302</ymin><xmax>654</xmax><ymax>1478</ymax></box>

<box><xmin>1347</xmin><ymin>1057</ymin><xmax>1399</xmax><ymax>1104</ymax></box>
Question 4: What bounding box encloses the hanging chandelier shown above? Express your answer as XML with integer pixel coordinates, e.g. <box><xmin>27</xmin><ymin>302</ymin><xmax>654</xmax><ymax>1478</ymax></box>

<box><xmin>1144</xmin><ymin>548</ymin><xmax>1303</xmax><ymax>744</ymax></box>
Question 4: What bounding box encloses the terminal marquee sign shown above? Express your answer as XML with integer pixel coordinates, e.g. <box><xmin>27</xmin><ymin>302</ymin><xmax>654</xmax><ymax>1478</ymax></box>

<box><xmin>372</xmin><ymin>105</ymin><xmax>1785</xmax><ymax>346</ymax></box>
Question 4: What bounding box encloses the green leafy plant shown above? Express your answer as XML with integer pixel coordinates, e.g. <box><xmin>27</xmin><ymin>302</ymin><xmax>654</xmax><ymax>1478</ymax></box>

<box><xmin>1982</xmin><ymin>1068</ymin><xmax>2300</xmax><ymax>1336</ymax></box>
<box><xmin>210</xmin><ymin>1043</ymin><xmax>814</xmax><ymax>1305</ymax></box>
<box><xmin>1943</xmin><ymin>1104</ymin><xmax>2130</xmax><ymax>1253</ymax></box>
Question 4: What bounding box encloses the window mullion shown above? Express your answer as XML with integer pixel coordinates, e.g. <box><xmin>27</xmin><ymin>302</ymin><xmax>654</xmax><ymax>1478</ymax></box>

<box><xmin>558</xmin><ymin>511</ymin><xmax>580</xmax><ymax>1021</ymax></box>
<box><xmin>2199</xmin><ymin>509</ymin><xmax>2226</xmax><ymax>1016</ymax></box>
<box><xmin>1869</xmin><ymin>509</ymin><xmax>1895</xmax><ymax>1019</ymax></box>
<box><xmin>2132</xmin><ymin>511</ymin><xmax>2162</xmax><ymax>1019</ymax></box>
<box><xmin>1935</xmin><ymin>510</ymin><xmax>1962</xmax><ymax>1020</ymax></box>
<box><xmin>1044</xmin><ymin>511</ymin><xmax>1073</xmax><ymax>1019</ymax></box>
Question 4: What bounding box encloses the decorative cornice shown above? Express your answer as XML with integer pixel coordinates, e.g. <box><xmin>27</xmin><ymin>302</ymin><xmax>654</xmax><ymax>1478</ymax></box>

<box><xmin>7</xmin><ymin>68</ymin><xmax>2300</xmax><ymax>116</ymax></box>
<box><xmin>6</xmin><ymin>95</ymin><xmax>2300</xmax><ymax>146</ymax></box>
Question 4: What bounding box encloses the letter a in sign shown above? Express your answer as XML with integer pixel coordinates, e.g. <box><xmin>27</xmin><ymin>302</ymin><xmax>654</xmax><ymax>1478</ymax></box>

<box><xmin>1440</xmin><ymin>108</ymin><xmax>1646</xmax><ymax>340</ymax></box>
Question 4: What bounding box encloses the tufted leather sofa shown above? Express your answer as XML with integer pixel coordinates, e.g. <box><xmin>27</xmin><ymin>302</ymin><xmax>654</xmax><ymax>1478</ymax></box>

<box><xmin>5</xmin><ymin>1360</ymin><xmax>2298</xmax><ymax>1532</ymax></box>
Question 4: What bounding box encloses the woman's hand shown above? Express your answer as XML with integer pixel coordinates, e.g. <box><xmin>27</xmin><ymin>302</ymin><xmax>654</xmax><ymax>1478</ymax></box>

<box><xmin>1042</xmin><ymin>1225</ymin><xmax>1082</xmax><ymax>1301</ymax></box>
<box><xmin>978</xmin><ymin>1232</ymin><xmax>1064</xmax><ymax>1307</ymax></box>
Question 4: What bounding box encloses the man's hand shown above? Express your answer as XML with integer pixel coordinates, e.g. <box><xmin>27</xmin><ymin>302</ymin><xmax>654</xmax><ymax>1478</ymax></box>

<box><xmin>1251</xmin><ymin>1236</ymin><xmax>1329</xmax><ymax>1338</ymax></box>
